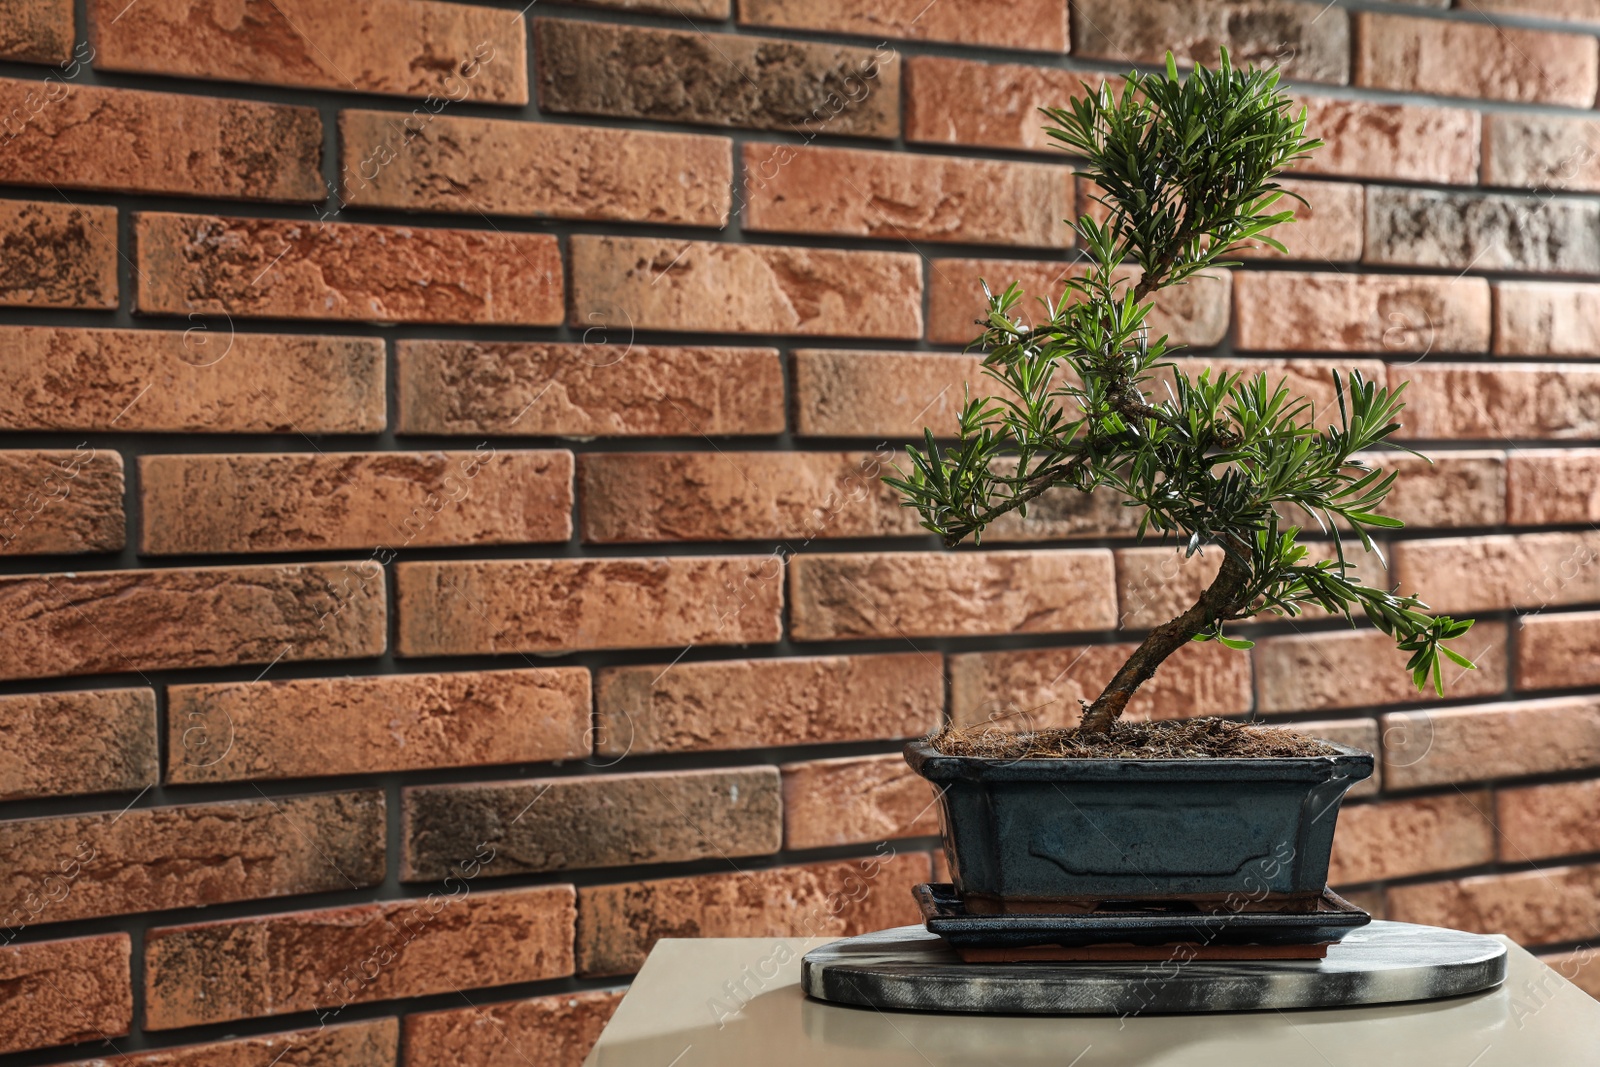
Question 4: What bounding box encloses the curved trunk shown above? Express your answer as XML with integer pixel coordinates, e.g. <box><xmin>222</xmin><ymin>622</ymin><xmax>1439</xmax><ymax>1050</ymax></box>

<box><xmin>1079</xmin><ymin>547</ymin><xmax>1253</xmax><ymax>733</ymax></box>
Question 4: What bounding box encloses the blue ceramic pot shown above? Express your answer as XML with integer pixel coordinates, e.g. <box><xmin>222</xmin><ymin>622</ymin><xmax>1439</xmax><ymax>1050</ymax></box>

<box><xmin>905</xmin><ymin>739</ymin><xmax>1374</xmax><ymax>906</ymax></box>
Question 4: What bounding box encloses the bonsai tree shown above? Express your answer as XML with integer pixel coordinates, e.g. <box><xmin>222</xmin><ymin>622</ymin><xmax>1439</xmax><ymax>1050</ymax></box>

<box><xmin>888</xmin><ymin>52</ymin><xmax>1475</xmax><ymax>738</ymax></box>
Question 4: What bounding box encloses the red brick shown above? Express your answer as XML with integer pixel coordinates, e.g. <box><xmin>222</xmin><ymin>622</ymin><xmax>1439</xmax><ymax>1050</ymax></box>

<box><xmin>145</xmin><ymin>886</ymin><xmax>575</xmax><ymax>1029</ymax></box>
<box><xmin>738</xmin><ymin>0</ymin><xmax>1067</xmax><ymax>52</ymax></box>
<box><xmin>1360</xmin><ymin>450</ymin><xmax>1506</xmax><ymax>530</ymax></box>
<box><xmin>1366</xmin><ymin>186</ymin><xmax>1600</xmax><ymax>275</ymax></box>
<box><xmin>1394</xmin><ymin>364</ymin><xmax>1600</xmax><ymax>441</ymax></box>
<box><xmin>1538</xmin><ymin>948</ymin><xmax>1600</xmax><ymax>1001</ymax></box>
<box><xmin>781</xmin><ymin>754</ymin><xmax>939</xmax><ymax>850</ymax></box>
<box><xmin>1291</xmin><ymin>718</ymin><xmax>1380</xmax><ymax>796</ymax></box>
<box><xmin>1232</xmin><ymin>179</ymin><xmax>1364</xmax><ymax>263</ymax></box>
<box><xmin>1294</xmin><ymin>95</ymin><xmax>1480</xmax><ymax>185</ymax></box>
<box><xmin>789</xmin><ymin>549</ymin><xmax>1116</xmax><ymax>640</ymax></box>
<box><xmin>569</xmin><ymin>0</ymin><xmax>725</xmax><ymax>13</ymax></box>
<box><xmin>404</xmin><ymin>989</ymin><xmax>622</xmax><ymax>1067</ymax></box>
<box><xmin>0</xmin><ymin>934</ymin><xmax>130</xmax><ymax>1054</ymax></box>
<box><xmin>402</xmin><ymin>768</ymin><xmax>780</xmax><ymax>879</ymax></box>
<box><xmin>339</xmin><ymin>111</ymin><xmax>729</xmax><ymax>225</ymax></box>
<box><xmin>575</xmin><ymin>853</ymin><xmax>927</xmax><ymax>976</ymax></box>
<box><xmin>0</xmin><ymin>78</ymin><xmax>322</xmax><ymax>202</ymax></box>
<box><xmin>1510</xmin><ymin>450</ymin><xmax>1600</xmax><ymax>526</ymax></box>
<box><xmin>1381</xmin><ymin>697</ymin><xmax>1600</xmax><ymax>790</ymax></box>
<box><xmin>90</xmin><ymin>0</ymin><xmax>526</xmax><ymax>101</ymax></box>
<box><xmin>140</xmin><ymin>450</ymin><xmax>571</xmax><ymax>554</ymax></box>
<box><xmin>1495</xmin><ymin>282</ymin><xmax>1600</xmax><ymax>357</ymax></box>
<box><xmin>1394</xmin><ymin>532</ymin><xmax>1600</xmax><ymax>614</ymax></box>
<box><xmin>0</xmin><ymin>562</ymin><xmax>387</xmax><ymax>682</ymax></box>
<box><xmin>596</xmin><ymin>652</ymin><xmax>941</xmax><ymax>755</ymax></box>
<box><xmin>0</xmin><ymin>326</ymin><xmax>385</xmax><ymax>434</ymax></box>
<box><xmin>568</xmin><ymin>236</ymin><xmax>920</xmax><ymax>338</ymax></box>
<box><xmin>136</xmin><ymin>213</ymin><xmax>562</xmax><ymax>325</ymax></box>
<box><xmin>536</xmin><ymin>19</ymin><xmax>897</xmax><ymax>138</ymax></box>
<box><xmin>1517</xmin><ymin>610</ymin><xmax>1600</xmax><ymax>692</ymax></box>
<box><xmin>906</xmin><ymin>56</ymin><xmax>1111</xmax><ymax>153</ymax></box>
<box><xmin>1233</xmin><ymin>272</ymin><xmax>1491</xmax><ymax>354</ymax></box>
<box><xmin>927</xmin><ymin>260</ymin><xmax>1228</xmax><ymax>346</ymax></box>
<box><xmin>0</xmin><ymin>199</ymin><xmax>116</xmax><ymax>309</ymax></box>
<box><xmin>0</xmin><ymin>448</ymin><xmax>125</xmax><ymax>555</ymax></box>
<box><xmin>1499</xmin><ymin>780</ymin><xmax>1600</xmax><ymax>862</ymax></box>
<box><xmin>1483</xmin><ymin>113</ymin><xmax>1600</xmax><ymax>192</ymax></box>
<box><xmin>0</xmin><ymin>688</ymin><xmax>156</xmax><ymax>801</ymax></box>
<box><xmin>396</xmin><ymin>556</ymin><xmax>782</xmax><ymax>656</ymax></box>
<box><xmin>1387</xmin><ymin>865</ymin><xmax>1600</xmax><ymax>946</ymax></box>
<box><xmin>1329</xmin><ymin>793</ymin><xmax>1493</xmax><ymax>885</ymax></box>
<box><xmin>396</xmin><ymin>341</ymin><xmax>783</xmax><ymax>438</ymax></box>
<box><xmin>1073</xmin><ymin>0</ymin><xmax>1349</xmax><ymax>84</ymax></box>
<box><xmin>56</xmin><ymin>1019</ymin><xmax>398</xmax><ymax>1067</ymax></box>
<box><xmin>949</xmin><ymin>641</ymin><xmax>1252</xmax><ymax>729</ymax></box>
<box><xmin>580</xmin><ymin>450</ymin><xmax>914</xmax><ymax>543</ymax></box>
<box><xmin>1354</xmin><ymin>11</ymin><xmax>1598</xmax><ymax>106</ymax></box>
<box><xmin>167</xmin><ymin>668</ymin><xmax>590</xmax><ymax>784</ymax></box>
<box><xmin>0</xmin><ymin>791</ymin><xmax>385</xmax><ymax>925</ymax></box>
<box><xmin>792</xmin><ymin>350</ymin><xmax>988</xmax><ymax>438</ymax></box>
<box><xmin>1254</xmin><ymin>621</ymin><xmax>1508</xmax><ymax>713</ymax></box>
<box><xmin>1475</xmin><ymin>0</ymin><xmax>1600</xmax><ymax>21</ymax></box>
<box><xmin>744</xmin><ymin>144</ymin><xmax>1071</xmax><ymax>248</ymax></box>
<box><xmin>0</xmin><ymin>0</ymin><xmax>73</xmax><ymax>63</ymax></box>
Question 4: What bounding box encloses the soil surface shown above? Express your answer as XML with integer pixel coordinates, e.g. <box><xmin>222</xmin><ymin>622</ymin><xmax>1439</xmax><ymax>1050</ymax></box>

<box><xmin>929</xmin><ymin>718</ymin><xmax>1337</xmax><ymax>760</ymax></box>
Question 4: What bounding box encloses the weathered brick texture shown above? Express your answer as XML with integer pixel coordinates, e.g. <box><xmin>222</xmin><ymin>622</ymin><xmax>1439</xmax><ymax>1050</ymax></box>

<box><xmin>744</xmin><ymin>145</ymin><xmax>1073</xmax><ymax>247</ymax></box>
<box><xmin>739</xmin><ymin>0</ymin><xmax>1068</xmax><ymax>52</ymax></box>
<box><xmin>580</xmin><ymin>451</ymin><xmax>914</xmax><ymax>542</ymax></box>
<box><xmin>167</xmin><ymin>668</ymin><xmax>590</xmax><ymax>783</ymax></box>
<box><xmin>0</xmin><ymin>688</ymin><xmax>157</xmax><ymax>801</ymax></box>
<box><xmin>140</xmin><ymin>450</ymin><xmax>572</xmax><ymax>554</ymax></box>
<box><xmin>404</xmin><ymin>990</ymin><xmax>623</xmax><ymax>1067</ymax></box>
<box><xmin>0</xmin><ymin>327</ymin><xmax>385</xmax><ymax>433</ymax></box>
<box><xmin>1382</xmin><ymin>697</ymin><xmax>1600</xmax><ymax>790</ymax></box>
<box><xmin>596</xmin><ymin>652</ymin><xmax>940</xmax><ymax>754</ymax></box>
<box><xmin>339</xmin><ymin>111</ymin><xmax>730</xmax><ymax>225</ymax></box>
<box><xmin>0</xmin><ymin>0</ymin><xmax>73</xmax><ymax>64</ymax></box>
<box><xmin>575</xmin><ymin>853</ymin><xmax>928</xmax><ymax>976</ymax></box>
<box><xmin>144</xmin><ymin>886</ymin><xmax>575</xmax><ymax>1028</ymax></box>
<box><xmin>1354</xmin><ymin>12</ymin><xmax>1599</xmax><ymax>106</ymax></box>
<box><xmin>396</xmin><ymin>557</ymin><xmax>782</xmax><ymax>655</ymax></box>
<box><xmin>0</xmin><ymin>447</ymin><xmax>125</xmax><ymax>555</ymax></box>
<box><xmin>568</xmin><ymin>236</ymin><xmax>922</xmax><ymax>337</ymax></box>
<box><xmin>0</xmin><ymin>79</ymin><xmax>322</xmax><ymax>201</ymax></box>
<box><xmin>136</xmin><ymin>213</ymin><xmax>563</xmax><ymax>325</ymax></box>
<box><xmin>396</xmin><ymin>341</ymin><xmax>783</xmax><ymax>437</ymax></box>
<box><xmin>0</xmin><ymin>200</ymin><xmax>116</xmax><ymax>309</ymax></box>
<box><xmin>1072</xmin><ymin>1</ymin><xmax>1350</xmax><ymax>85</ymax></box>
<box><xmin>0</xmin><ymin>791</ymin><xmax>385</xmax><ymax>924</ymax></box>
<box><xmin>402</xmin><ymin>768</ymin><xmax>781</xmax><ymax>878</ymax></box>
<box><xmin>89</xmin><ymin>0</ymin><xmax>528</xmax><ymax>102</ymax></box>
<box><xmin>0</xmin><ymin>934</ymin><xmax>131</xmax><ymax>1054</ymax></box>
<box><xmin>536</xmin><ymin>19</ymin><xmax>898</xmax><ymax>136</ymax></box>
<box><xmin>0</xmin><ymin>562</ymin><xmax>386</xmax><ymax>681</ymax></box>
<box><xmin>789</xmin><ymin>549</ymin><xmax>1117</xmax><ymax>640</ymax></box>
<box><xmin>53</xmin><ymin>1019</ymin><xmax>399</xmax><ymax>1067</ymax></box>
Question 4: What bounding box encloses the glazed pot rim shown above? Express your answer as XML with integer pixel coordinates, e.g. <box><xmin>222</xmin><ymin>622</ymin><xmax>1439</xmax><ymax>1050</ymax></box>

<box><xmin>904</xmin><ymin>738</ymin><xmax>1375</xmax><ymax>783</ymax></box>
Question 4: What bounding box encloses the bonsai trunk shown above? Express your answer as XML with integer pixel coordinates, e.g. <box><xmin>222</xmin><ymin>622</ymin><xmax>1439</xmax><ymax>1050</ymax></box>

<box><xmin>1079</xmin><ymin>546</ymin><xmax>1253</xmax><ymax>733</ymax></box>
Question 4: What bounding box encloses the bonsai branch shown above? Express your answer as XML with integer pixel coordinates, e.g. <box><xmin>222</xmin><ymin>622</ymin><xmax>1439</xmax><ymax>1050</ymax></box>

<box><xmin>1079</xmin><ymin>541</ymin><xmax>1253</xmax><ymax>734</ymax></box>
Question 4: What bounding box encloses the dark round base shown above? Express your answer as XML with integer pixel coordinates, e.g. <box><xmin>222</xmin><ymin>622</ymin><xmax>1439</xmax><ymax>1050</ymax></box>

<box><xmin>802</xmin><ymin>920</ymin><xmax>1507</xmax><ymax>1015</ymax></box>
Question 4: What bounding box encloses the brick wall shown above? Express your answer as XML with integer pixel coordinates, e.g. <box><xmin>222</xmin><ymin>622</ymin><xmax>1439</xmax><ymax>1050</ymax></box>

<box><xmin>3</xmin><ymin>0</ymin><xmax>1600</xmax><ymax>1061</ymax></box>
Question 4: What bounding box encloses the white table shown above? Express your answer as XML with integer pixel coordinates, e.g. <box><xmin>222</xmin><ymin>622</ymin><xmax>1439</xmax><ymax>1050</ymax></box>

<box><xmin>585</xmin><ymin>934</ymin><xmax>1600</xmax><ymax>1066</ymax></box>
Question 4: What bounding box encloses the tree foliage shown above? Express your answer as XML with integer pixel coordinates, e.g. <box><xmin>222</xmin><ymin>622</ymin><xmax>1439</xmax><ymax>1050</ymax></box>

<box><xmin>885</xmin><ymin>52</ymin><xmax>1476</xmax><ymax>733</ymax></box>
